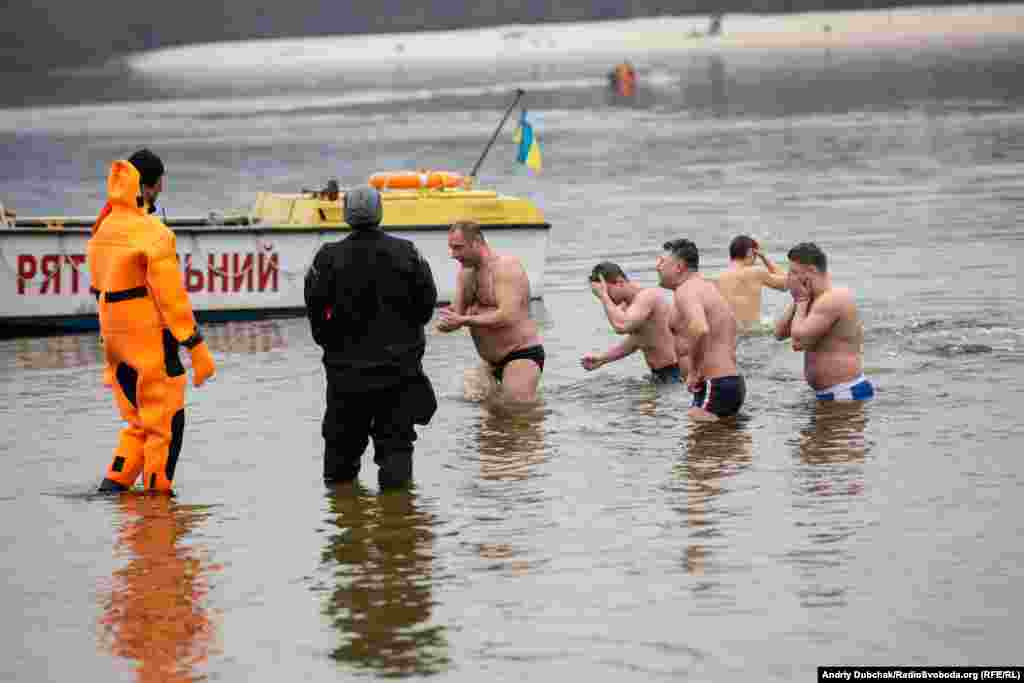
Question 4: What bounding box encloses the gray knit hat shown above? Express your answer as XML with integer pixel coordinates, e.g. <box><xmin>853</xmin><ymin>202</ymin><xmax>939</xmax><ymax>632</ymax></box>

<box><xmin>343</xmin><ymin>186</ymin><xmax>382</xmax><ymax>229</ymax></box>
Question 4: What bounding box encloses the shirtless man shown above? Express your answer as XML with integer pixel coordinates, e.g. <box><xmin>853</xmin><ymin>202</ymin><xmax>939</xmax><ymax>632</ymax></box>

<box><xmin>657</xmin><ymin>238</ymin><xmax>744</xmax><ymax>421</ymax></box>
<box><xmin>774</xmin><ymin>242</ymin><xmax>874</xmax><ymax>401</ymax></box>
<box><xmin>581</xmin><ymin>261</ymin><xmax>681</xmax><ymax>383</ymax></box>
<box><xmin>437</xmin><ymin>220</ymin><xmax>544</xmax><ymax>402</ymax></box>
<box><xmin>715</xmin><ymin>235</ymin><xmax>788</xmax><ymax>330</ymax></box>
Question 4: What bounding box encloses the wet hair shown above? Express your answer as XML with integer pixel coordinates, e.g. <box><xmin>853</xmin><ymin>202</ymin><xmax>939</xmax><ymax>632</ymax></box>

<box><xmin>729</xmin><ymin>235</ymin><xmax>758</xmax><ymax>260</ymax></box>
<box><xmin>787</xmin><ymin>242</ymin><xmax>827</xmax><ymax>272</ymax></box>
<box><xmin>127</xmin><ymin>148</ymin><xmax>164</xmax><ymax>188</ymax></box>
<box><xmin>450</xmin><ymin>220</ymin><xmax>485</xmax><ymax>243</ymax></box>
<box><xmin>663</xmin><ymin>238</ymin><xmax>699</xmax><ymax>271</ymax></box>
<box><xmin>590</xmin><ymin>261</ymin><xmax>627</xmax><ymax>283</ymax></box>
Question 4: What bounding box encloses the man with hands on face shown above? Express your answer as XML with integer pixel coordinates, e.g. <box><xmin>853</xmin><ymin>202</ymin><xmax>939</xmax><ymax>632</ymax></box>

<box><xmin>774</xmin><ymin>242</ymin><xmax>874</xmax><ymax>401</ymax></box>
<box><xmin>657</xmin><ymin>239</ymin><xmax>745</xmax><ymax>421</ymax></box>
<box><xmin>581</xmin><ymin>261</ymin><xmax>681</xmax><ymax>384</ymax></box>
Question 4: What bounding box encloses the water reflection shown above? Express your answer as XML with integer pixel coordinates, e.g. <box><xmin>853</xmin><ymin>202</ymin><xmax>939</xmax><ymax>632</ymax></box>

<box><xmin>788</xmin><ymin>402</ymin><xmax>871</xmax><ymax>609</ymax></box>
<box><xmin>476</xmin><ymin>402</ymin><xmax>548</xmax><ymax>481</ymax></box>
<box><xmin>5</xmin><ymin>319</ymin><xmax>286</xmax><ymax>371</ymax></box>
<box><xmin>678</xmin><ymin>55</ymin><xmax>729</xmax><ymax>119</ymax></box>
<box><xmin>201</xmin><ymin>320</ymin><xmax>286</xmax><ymax>354</ymax></box>
<box><xmin>470</xmin><ymin>403</ymin><xmax>549</xmax><ymax>574</ymax></box>
<box><xmin>676</xmin><ymin>420</ymin><xmax>753</xmax><ymax>578</ymax></box>
<box><xmin>319</xmin><ymin>485</ymin><xmax>448</xmax><ymax>676</ymax></box>
<box><xmin>97</xmin><ymin>495</ymin><xmax>220</xmax><ymax>683</ymax></box>
<box><xmin>796</xmin><ymin>401</ymin><xmax>870</xmax><ymax>473</ymax></box>
<box><xmin>9</xmin><ymin>333</ymin><xmax>103</xmax><ymax>371</ymax></box>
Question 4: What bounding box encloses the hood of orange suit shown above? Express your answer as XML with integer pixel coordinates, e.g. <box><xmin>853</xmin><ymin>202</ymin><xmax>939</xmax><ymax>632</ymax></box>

<box><xmin>106</xmin><ymin>160</ymin><xmax>144</xmax><ymax>212</ymax></box>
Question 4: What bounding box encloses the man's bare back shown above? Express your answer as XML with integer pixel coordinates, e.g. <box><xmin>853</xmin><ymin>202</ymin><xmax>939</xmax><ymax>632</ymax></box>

<box><xmin>717</xmin><ymin>239</ymin><xmax>787</xmax><ymax>329</ymax></box>
<box><xmin>717</xmin><ymin>265</ymin><xmax>786</xmax><ymax>328</ymax></box>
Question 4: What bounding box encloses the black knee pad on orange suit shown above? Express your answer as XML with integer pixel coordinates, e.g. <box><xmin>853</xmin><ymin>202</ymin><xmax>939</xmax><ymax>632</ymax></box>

<box><xmin>103</xmin><ymin>328</ymin><xmax>186</xmax><ymax>492</ymax></box>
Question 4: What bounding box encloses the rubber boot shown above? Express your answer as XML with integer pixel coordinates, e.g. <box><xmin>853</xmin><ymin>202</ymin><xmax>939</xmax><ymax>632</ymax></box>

<box><xmin>97</xmin><ymin>477</ymin><xmax>130</xmax><ymax>494</ymax></box>
<box><xmin>377</xmin><ymin>450</ymin><xmax>413</xmax><ymax>490</ymax></box>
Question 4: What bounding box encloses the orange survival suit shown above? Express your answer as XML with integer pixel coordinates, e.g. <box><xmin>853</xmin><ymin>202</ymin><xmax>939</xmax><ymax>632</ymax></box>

<box><xmin>613</xmin><ymin>62</ymin><xmax>636</xmax><ymax>97</ymax></box>
<box><xmin>87</xmin><ymin>159</ymin><xmax>216</xmax><ymax>492</ymax></box>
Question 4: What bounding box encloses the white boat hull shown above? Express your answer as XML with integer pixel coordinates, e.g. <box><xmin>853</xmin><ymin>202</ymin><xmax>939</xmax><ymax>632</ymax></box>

<box><xmin>0</xmin><ymin>223</ymin><xmax>550</xmax><ymax>334</ymax></box>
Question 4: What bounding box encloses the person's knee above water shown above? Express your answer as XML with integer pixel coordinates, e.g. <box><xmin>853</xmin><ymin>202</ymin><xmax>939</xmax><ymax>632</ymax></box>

<box><xmin>437</xmin><ymin>220</ymin><xmax>544</xmax><ymax>403</ymax></box>
<box><xmin>87</xmin><ymin>148</ymin><xmax>217</xmax><ymax>494</ymax></box>
<box><xmin>656</xmin><ymin>238</ymin><xmax>744</xmax><ymax>420</ymax></box>
<box><xmin>580</xmin><ymin>260</ymin><xmax>680</xmax><ymax>384</ymax></box>
<box><xmin>716</xmin><ymin>234</ymin><xmax>788</xmax><ymax>330</ymax></box>
<box><xmin>305</xmin><ymin>185</ymin><xmax>439</xmax><ymax>489</ymax></box>
<box><xmin>773</xmin><ymin>241</ymin><xmax>874</xmax><ymax>401</ymax></box>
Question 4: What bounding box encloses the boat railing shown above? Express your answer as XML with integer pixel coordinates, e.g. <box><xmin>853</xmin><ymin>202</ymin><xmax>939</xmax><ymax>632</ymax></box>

<box><xmin>5</xmin><ymin>215</ymin><xmax>253</xmax><ymax>230</ymax></box>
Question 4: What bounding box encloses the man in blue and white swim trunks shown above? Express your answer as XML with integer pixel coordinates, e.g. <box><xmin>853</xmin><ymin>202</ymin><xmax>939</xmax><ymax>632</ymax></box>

<box><xmin>774</xmin><ymin>242</ymin><xmax>875</xmax><ymax>401</ymax></box>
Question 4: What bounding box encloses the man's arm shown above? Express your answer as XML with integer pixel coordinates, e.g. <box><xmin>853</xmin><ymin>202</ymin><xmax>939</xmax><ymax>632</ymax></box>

<box><xmin>601</xmin><ymin>288</ymin><xmax>656</xmax><ymax>335</ymax></box>
<box><xmin>437</xmin><ymin>264</ymin><xmax>471</xmax><ymax>332</ymax></box>
<box><xmin>407</xmin><ymin>245</ymin><xmax>438</xmax><ymax>326</ymax></box>
<box><xmin>463</xmin><ymin>261</ymin><xmax>525</xmax><ymax>329</ymax></box>
<box><xmin>304</xmin><ymin>246</ymin><xmax>334</xmax><ymax>346</ymax></box>
<box><xmin>774</xmin><ymin>301</ymin><xmax>796</xmax><ymax>342</ymax></box>
<box><xmin>676</xmin><ymin>285</ymin><xmax>709</xmax><ymax>379</ymax></box>
<box><xmin>758</xmin><ymin>267</ymin><xmax>788</xmax><ymax>291</ymax></box>
<box><xmin>582</xmin><ymin>335</ymin><xmax>639</xmax><ymax>370</ymax></box>
<box><xmin>755</xmin><ymin>250</ymin><xmax>788</xmax><ymax>290</ymax></box>
<box><xmin>791</xmin><ymin>292</ymin><xmax>842</xmax><ymax>349</ymax></box>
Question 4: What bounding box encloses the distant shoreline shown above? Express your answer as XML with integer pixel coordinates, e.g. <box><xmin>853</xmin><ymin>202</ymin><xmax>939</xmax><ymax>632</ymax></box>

<box><xmin>122</xmin><ymin>3</ymin><xmax>1024</xmax><ymax>84</ymax></box>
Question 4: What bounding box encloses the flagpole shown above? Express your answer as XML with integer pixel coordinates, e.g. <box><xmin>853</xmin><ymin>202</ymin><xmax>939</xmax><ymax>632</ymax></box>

<box><xmin>468</xmin><ymin>88</ymin><xmax>525</xmax><ymax>181</ymax></box>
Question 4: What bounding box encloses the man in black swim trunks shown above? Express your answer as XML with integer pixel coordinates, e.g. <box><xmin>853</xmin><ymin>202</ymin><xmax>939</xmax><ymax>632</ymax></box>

<box><xmin>581</xmin><ymin>261</ymin><xmax>682</xmax><ymax>384</ymax></box>
<box><xmin>657</xmin><ymin>239</ymin><xmax>745</xmax><ymax>421</ymax></box>
<box><xmin>438</xmin><ymin>220</ymin><xmax>545</xmax><ymax>403</ymax></box>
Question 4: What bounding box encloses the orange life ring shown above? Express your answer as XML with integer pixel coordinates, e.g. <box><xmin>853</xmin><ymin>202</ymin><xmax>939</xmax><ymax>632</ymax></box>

<box><xmin>369</xmin><ymin>170</ymin><xmax>466</xmax><ymax>190</ymax></box>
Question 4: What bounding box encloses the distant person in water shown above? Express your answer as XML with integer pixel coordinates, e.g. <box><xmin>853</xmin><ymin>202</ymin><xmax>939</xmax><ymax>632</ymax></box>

<box><xmin>437</xmin><ymin>220</ymin><xmax>544</xmax><ymax>403</ymax></box>
<box><xmin>715</xmin><ymin>235</ymin><xmax>788</xmax><ymax>332</ymax></box>
<box><xmin>581</xmin><ymin>261</ymin><xmax>681</xmax><ymax>384</ymax></box>
<box><xmin>609</xmin><ymin>60</ymin><xmax>636</xmax><ymax>97</ymax></box>
<box><xmin>774</xmin><ymin>242</ymin><xmax>874</xmax><ymax>401</ymax></box>
<box><xmin>657</xmin><ymin>238</ymin><xmax>744</xmax><ymax>421</ymax></box>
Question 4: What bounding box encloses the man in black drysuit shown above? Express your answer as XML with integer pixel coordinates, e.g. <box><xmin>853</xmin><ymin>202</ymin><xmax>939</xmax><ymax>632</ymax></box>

<box><xmin>304</xmin><ymin>186</ymin><xmax>438</xmax><ymax>489</ymax></box>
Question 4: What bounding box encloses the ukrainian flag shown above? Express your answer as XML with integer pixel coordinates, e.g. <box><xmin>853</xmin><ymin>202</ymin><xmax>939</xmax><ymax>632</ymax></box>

<box><xmin>513</xmin><ymin>109</ymin><xmax>542</xmax><ymax>173</ymax></box>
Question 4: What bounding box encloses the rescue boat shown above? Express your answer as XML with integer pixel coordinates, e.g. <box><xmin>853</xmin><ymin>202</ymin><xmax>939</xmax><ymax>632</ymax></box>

<box><xmin>0</xmin><ymin>175</ymin><xmax>551</xmax><ymax>336</ymax></box>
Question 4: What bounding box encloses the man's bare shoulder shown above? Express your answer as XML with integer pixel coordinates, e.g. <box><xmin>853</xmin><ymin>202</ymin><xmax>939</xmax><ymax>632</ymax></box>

<box><xmin>697</xmin><ymin>276</ymin><xmax>723</xmax><ymax>298</ymax></box>
<box><xmin>630</xmin><ymin>287</ymin><xmax>663</xmax><ymax>313</ymax></box>
<box><xmin>829</xmin><ymin>286</ymin><xmax>859</xmax><ymax>312</ymax></box>
<box><xmin>815</xmin><ymin>286</ymin><xmax>857</xmax><ymax>316</ymax></box>
<box><xmin>636</xmin><ymin>287</ymin><xmax>663</xmax><ymax>304</ymax></box>
<box><xmin>496</xmin><ymin>253</ymin><xmax>528</xmax><ymax>278</ymax></box>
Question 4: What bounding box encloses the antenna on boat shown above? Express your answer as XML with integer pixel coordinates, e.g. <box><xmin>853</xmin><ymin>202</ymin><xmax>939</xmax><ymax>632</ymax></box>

<box><xmin>468</xmin><ymin>88</ymin><xmax>525</xmax><ymax>181</ymax></box>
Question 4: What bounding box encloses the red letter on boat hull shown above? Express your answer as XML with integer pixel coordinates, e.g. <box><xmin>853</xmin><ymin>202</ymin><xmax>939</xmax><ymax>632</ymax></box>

<box><xmin>184</xmin><ymin>254</ymin><xmax>204</xmax><ymax>293</ymax></box>
<box><xmin>17</xmin><ymin>255</ymin><xmax>36</xmax><ymax>295</ymax></box>
<box><xmin>40</xmin><ymin>254</ymin><xmax>61</xmax><ymax>294</ymax></box>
